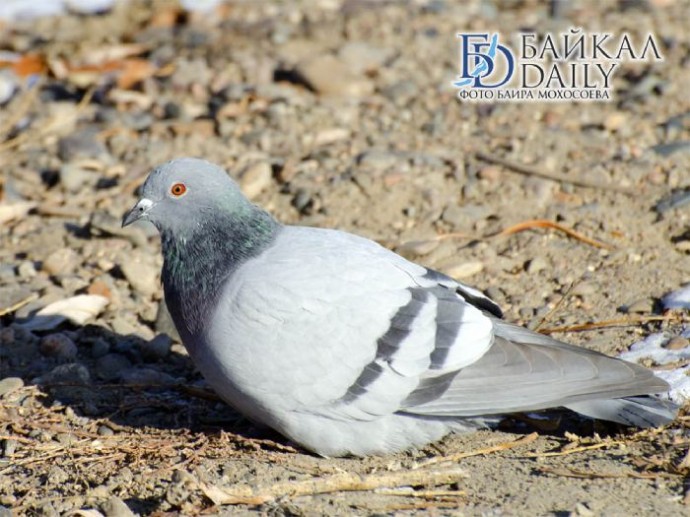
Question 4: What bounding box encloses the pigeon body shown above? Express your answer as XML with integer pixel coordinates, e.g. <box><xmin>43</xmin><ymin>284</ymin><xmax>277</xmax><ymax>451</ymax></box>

<box><xmin>123</xmin><ymin>158</ymin><xmax>676</xmax><ymax>456</ymax></box>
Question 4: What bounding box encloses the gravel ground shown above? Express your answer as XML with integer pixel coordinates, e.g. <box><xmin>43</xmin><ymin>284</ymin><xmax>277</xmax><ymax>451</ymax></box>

<box><xmin>1</xmin><ymin>1</ymin><xmax>690</xmax><ymax>515</ymax></box>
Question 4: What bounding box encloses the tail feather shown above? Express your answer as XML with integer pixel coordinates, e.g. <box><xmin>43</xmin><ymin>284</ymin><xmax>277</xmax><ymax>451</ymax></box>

<box><xmin>566</xmin><ymin>396</ymin><xmax>678</xmax><ymax>428</ymax></box>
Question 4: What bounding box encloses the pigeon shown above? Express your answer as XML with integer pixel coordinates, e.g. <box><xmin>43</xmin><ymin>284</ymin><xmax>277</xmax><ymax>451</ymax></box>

<box><xmin>122</xmin><ymin>158</ymin><xmax>676</xmax><ymax>457</ymax></box>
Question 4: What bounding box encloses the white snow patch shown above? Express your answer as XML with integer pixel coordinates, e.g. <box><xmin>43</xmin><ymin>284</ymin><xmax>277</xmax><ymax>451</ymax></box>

<box><xmin>662</xmin><ymin>283</ymin><xmax>690</xmax><ymax>310</ymax></box>
<box><xmin>619</xmin><ymin>330</ymin><xmax>690</xmax><ymax>405</ymax></box>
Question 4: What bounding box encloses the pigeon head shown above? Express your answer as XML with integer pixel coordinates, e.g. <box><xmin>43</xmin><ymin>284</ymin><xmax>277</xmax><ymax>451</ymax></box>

<box><xmin>122</xmin><ymin>157</ymin><xmax>251</xmax><ymax>232</ymax></box>
<box><xmin>123</xmin><ymin>158</ymin><xmax>280</xmax><ymax>336</ymax></box>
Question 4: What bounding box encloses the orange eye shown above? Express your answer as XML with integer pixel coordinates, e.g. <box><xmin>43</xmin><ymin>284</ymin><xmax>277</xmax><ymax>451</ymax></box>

<box><xmin>170</xmin><ymin>182</ymin><xmax>187</xmax><ymax>197</ymax></box>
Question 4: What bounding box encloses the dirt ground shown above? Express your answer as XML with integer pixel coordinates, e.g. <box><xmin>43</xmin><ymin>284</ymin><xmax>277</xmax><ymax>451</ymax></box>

<box><xmin>1</xmin><ymin>0</ymin><xmax>690</xmax><ymax>515</ymax></box>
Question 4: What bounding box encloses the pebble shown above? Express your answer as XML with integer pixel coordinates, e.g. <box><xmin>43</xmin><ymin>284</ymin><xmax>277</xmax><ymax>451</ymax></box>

<box><xmin>119</xmin><ymin>258</ymin><xmax>159</xmax><ymax>297</ymax></box>
<box><xmin>296</xmin><ymin>54</ymin><xmax>374</xmax><ymax>97</ymax></box>
<box><xmin>57</xmin><ymin>129</ymin><xmax>109</xmax><ymax>162</ymax></box>
<box><xmin>396</xmin><ymin>239</ymin><xmax>440</xmax><ymax>258</ymax></box>
<box><xmin>111</xmin><ymin>316</ymin><xmax>154</xmax><ymax>341</ymax></box>
<box><xmin>0</xmin><ymin>286</ymin><xmax>32</xmax><ymax>311</ymax></box>
<box><xmin>91</xmin><ymin>338</ymin><xmax>111</xmax><ymax>358</ymax></box>
<box><xmin>525</xmin><ymin>256</ymin><xmax>549</xmax><ymax>274</ymax></box>
<box><xmin>35</xmin><ymin>363</ymin><xmax>91</xmax><ymax>385</ymax></box>
<box><xmin>120</xmin><ymin>368</ymin><xmax>177</xmax><ymax>385</ymax></box>
<box><xmin>438</xmin><ymin>259</ymin><xmax>484</xmax><ymax>279</ymax></box>
<box><xmin>42</xmin><ymin>248</ymin><xmax>80</xmax><ymax>276</ymax></box>
<box><xmin>357</xmin><ymin>150</ymin><xmax>403</xmax><ymax>174</ymax></box>
<box><xmin>239</xmin><ymin>161</ymin><xmax>273</xmax><ymax>200</ymax></box>
<box><xmin>0</xmin><ymin>377</ymin><xmax>24</xmax><ymax>398</ymax></box>
<box><xmin>97</xmin><ymin>424</ymin><xmax>115</xmax><ymax>436</ymax></box>
<box><xmin>95</xmin><ymin>353</ymin><xmax>132</xmax><ymax>381</ymax></box>
<box><xmin>0</xmin><ymin>264</ymin><xmax>16</xmax><ymax>283</ymax></box>
<box><xmin>621</xmin><ymin>298</ymin><xmax>654</xmax><ymax>314</ymax></box>
<box><xmin>141</xmin><ymin>334</ymin><xmax>172</xmax><ymax>361</ymax></box>
<box><xmin>17</xmin><ymin>260</ymin><xmax>37</xmax><ymax>279</ymax></box>
<box><xmin>40</xmin><ymin>333</ymin><xmax>78</xmax><ymax>360</ymax></box>
<box><xmin>663</xmin><ymin>336</ymin><xmax>689</xmax><ymax>350</ymax></box>
<box><xmin>2</xmin><ymin>438</ymin><xmax>18</xmax><ymax>457</ymax></box>
<box><xmin>59</xmin><ymin>163</ymin><xmax>97</xmax><ymax>193</ymax></box>
<box><xmin>337</xmin><ymin>41</ymin><xmax>392</xmax><ymax>74</ymax></box>
<box><xmin>155</xmin><ymin>302</ymin><xmax>180</xmax><ymax>340</ymax></box>
<box><xmin>101</xmin><ymin>496</ymin><xmax>135</xmax><ymax>517</ymax></box>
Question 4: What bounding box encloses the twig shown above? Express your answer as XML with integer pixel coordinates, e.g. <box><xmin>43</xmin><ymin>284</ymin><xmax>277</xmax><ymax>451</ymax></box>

<box><xmin>197</xmin><ymin>466</ymin><xmax>466</xmax><ymax>506</ymax></box>
<box><xmin>533</xmin><ymin>280</ymin><xmax>579</xmax><ymax>332</ymax></box>
<box><xmin>523</xmin><ymin>441</ymin><xmax>624</xmax><ymax>458</ymax></box>
<box><xmin>0</xmin><ymin>292</ymin><xmax>38</xmax><ymax>317</ymax></box>
<box><xmin>476</xmin><ymin>151</ymin><xmax>633</xmax><ymax>194</ymax></box>
<box><xmin>0</xmin><ymin>77</ymin><xmax>43</xmax><ymax>139</ymax></box>
<box><xmin>539</xmin><ymin>466</ymin><xmax>676</xmax><ymax>479</ymax></box>
<box><xmin>494</xmin><ymin>219</ymin><xmax>614</xmax><ymax>249</ymax></box>
<box><xmin>539</xmin><ymin>314</ymin><xmax>687</xmax><ymax>335</ymax></box>
<box><xmin>415</xmin><ymin>432</ymin><xmax>539</xmax><ymax>468</ymax></box>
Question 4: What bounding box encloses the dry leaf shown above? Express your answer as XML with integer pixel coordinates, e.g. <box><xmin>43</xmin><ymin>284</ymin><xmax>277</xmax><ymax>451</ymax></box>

<box><xmin>0</xmin><ymin>53</ymin><xmax>48</xmax><ymax>77</ymax></box>
<box><xmin>0</xmin><ymin>201</ymin><xmax>36</xmax><ymax>224</ymax></box>
<box><xmin>20</xmin><ymin>294</ymin><xmax>109</xmax><ymax>331</ymax></box>
<box><xmin>116</xmin><ymin>59</ymin><xmax>156</xmax><ymax>89</ymax></box>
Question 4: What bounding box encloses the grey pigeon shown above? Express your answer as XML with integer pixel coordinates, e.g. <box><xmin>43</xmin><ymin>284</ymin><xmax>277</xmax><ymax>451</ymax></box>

<box><xmin>122</xmin><ymin>158</ymin><xmax>676</xmax><ymax>457</ymax></box>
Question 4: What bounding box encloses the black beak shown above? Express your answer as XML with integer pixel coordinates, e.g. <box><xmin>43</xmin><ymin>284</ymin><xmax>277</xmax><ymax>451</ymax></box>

<box><xmin>122</xmin><ymin>198</ymin><xmax>153</xmax><ymax>227</ymax></box>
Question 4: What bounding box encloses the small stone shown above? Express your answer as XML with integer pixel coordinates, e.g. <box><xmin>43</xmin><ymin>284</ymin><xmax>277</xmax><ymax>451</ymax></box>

<box><xmin>573</xmin><ymin>502</ymin><xmax>595</xmax><ymax>517</ymax></box>
<box><xmin>91</xmin><ymin>338</ymin><xmax>111</xmax><ymax>358</ymax></box>
<box><xmin>40</xmin><ymin>333</ymin><xmax>78</xmax><ymax>360</ymax></box>
<box><xmin>604</xmin><ymin>112</ymin><xmax>627</xmax><ymax>132</ymax></box>
<box><xmin>0</xmin><ymin>377</ymin><xmax>24</xmax><ymax>398</ymax></box>
<box><xmin>357</xmin><ymin>150</ymin><xmax>402</xmax><ymax>173</ymax></box>
<box><xmin>396</xmin><ymin>239</ymin><xmax>440</xmax><ymax>258</ymax></box>
<box><xmin>0</xmin><ymin>264</ymin><xmax>16</xmax><ymax>283</ymax></box>
<box><xmin>155</xmin><ymin>302</ymin><xmax>180</xmax><ymax>340</ymax></box>
<box><xmin>120</xmin><ymin>258</ymin><xmax>159</xmax><ymax>297</ymax></box>
<box><xmin>17</xmin><ymin>260</ymin><xmax>37</xmax><ymax>279</ymax></box>
<box><xmin>238</xmin><ymin>161</ymin><xmax>273</xmax><ymax>200</ymax></box>
<box><xmin>141</xmin><ymin>334</ymin><xmax>172</xmax><ymax>361</ymax></box>
<box><xmin>88</xmin><ymin>279</ymin><xmax>113</xmax><ymax>300</ymax></box>
<box><xmin>296</xmin><ymin>54</ymin><xmax>374</xmax><ymax>97</ymax></box>
<box><xmin>2</xmin><ymin>439</ymin><xmax>18</xmax><ymax>457</ymax></box>
<box><xmin>663</xmin><ymin>336</ymin><xmax>689</xmax><ymax>350</ymax></box>
<box><xmin>291</xmin><ymin>189</ymin><xmax>313</xmax><ymax>214</ymax></box>
<box><xmin>437</xmin><ymin>259</ymin><xmax>484</xmax><ymax>279</ymax></box>
<box><xmin>97</xmin><ymin>425</ymin><xmax>115</xmax><ymax>436</ymax></box>
<box><xmin>59</xmin><ymin>163</ymin><xmax>96</xmax><ymax>193</ymax></box>
<box><xmin>622</xmin><ymin>298</ymin><xmax>654</xmax><ymax>314</ymax></box>
<box><xmin>525</xmin><ymin>257</ymin><xmax>548</xmax><ymax>274</ymax></box>
<box><xmin>478</xmin><ymin>166</ymin><xmax>501</xmax><ymax>182</ymax></box>
<box><xmin>58</xmin><ymin>129</ymin><xmax>108</xmax><ymax>162</ymax></box>
<box><xmin>101</xmin><ymin>496</ymin><xmax>135</xmax><ymax>517</ymax></box>
<box><xmin>35</xmin><ymin>363</ymin><xmax>91</xmax><ymax>385</ymax></box>
<box><xmin>47</xmin><ymin>465</ymin><xmax>69</xmax><ymax>484</ymax></box>
<box><xmin>110</xmin><ymin>316</ymin><xmax>154</xmax><ymax>340</ymax></box>
<box><xmin>338</xmin><ymin>41</ymin><xmax>392</xmax><ymax>74</ymax></box>
<box><xmin>95</xmin><ymin>354</ymin><xmax>132</xmax><ymax>381</ymax></box>
<box><xmin>0</xmin><ymin>286</ymin><xmax>32</xmax><ymax>311</ymax></box>
<box><xmin>120</xmin><ymin>368</ymin><xmax>177</xmax><ymax>385</ymax></box>
<box><xmin>42</xmin><ymin>248</ymin><xmax>80</xmax><ymax>276</ymax></box>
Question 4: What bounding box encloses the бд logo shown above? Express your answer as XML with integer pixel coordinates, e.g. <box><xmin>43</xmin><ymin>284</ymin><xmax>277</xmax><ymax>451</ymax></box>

<box><xmin>453</xmin><ymin>28</ymin><xmax>663</xmax><ymax>102</ymax></box>
<box><xmin>453</xmin><ymin>33</ymin><xmax>515</xmax><ymax>89</ymax></box>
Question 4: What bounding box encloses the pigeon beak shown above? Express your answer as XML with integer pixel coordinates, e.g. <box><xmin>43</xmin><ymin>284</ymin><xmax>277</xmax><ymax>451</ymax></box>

<box><xmin>122</xmin><ymin>198</ymin><xmax>154</xmax><ymax>227</ymax></box>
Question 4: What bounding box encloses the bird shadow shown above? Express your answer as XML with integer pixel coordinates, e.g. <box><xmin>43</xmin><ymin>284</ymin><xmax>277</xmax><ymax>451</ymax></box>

<box><xmin>0</xmin><ymin>314</ymin><xmax>284</xmax><ymax>444</ymax></box>
<box><xmin>1</xmin><ymin>313</ymin><xmax>626</xmax><ymax>452</ymax></box>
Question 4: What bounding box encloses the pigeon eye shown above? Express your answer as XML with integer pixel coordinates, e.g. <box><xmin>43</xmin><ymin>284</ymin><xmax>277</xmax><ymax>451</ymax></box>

<box><xmin>170</xmin><ymin>183</ymin><xmax>187</xmax><ymax>197</ymax></box>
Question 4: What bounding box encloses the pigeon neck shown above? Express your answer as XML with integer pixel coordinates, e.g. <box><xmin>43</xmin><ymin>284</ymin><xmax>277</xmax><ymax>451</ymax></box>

<box><xmin>160</xmin><ymin>207</ymin><xmax>280</xmax><ymax>340</ymax></box>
